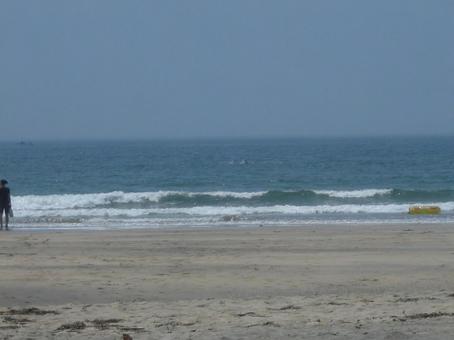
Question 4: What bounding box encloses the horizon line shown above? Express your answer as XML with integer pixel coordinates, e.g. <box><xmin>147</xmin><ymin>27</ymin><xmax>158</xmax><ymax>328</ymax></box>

<box><xmin>1</xmin><ymin>133</ymin><xmax>454</xmax><ymax>143</ymax></box>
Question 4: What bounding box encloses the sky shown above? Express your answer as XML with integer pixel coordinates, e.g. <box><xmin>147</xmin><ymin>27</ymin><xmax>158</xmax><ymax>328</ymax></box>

<box><xmin>1</xmin><ymin>1</ymin><xmax>453</xmax><ymax>140</ymax></box>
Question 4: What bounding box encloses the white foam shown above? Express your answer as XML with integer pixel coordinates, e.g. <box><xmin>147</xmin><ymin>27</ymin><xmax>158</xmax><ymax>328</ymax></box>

<box><xmin>12</xmin><ymin>189</ymin><xmax>397</xmax><ymax>212</ymax></box>
<box><xmin>14</xmin><ymin>202</ymin><xmax>454</xmax><ymax>219</ymax></box>
<box><xmin>12</xmin><ymin>190</ymin><xmax>266</xmax><ymax>210</ymax></box>
<box><xmin>314</xmin><ymin>189</ymin><xmax>393</xmax><ymax>198</ymax></box>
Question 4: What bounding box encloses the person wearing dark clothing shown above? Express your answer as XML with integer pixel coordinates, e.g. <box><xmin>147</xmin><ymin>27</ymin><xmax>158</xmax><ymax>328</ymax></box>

<box><xmin>0</xmin><ymin>179</ymin><xmax>12</xmax><ymax>230</ymax></box>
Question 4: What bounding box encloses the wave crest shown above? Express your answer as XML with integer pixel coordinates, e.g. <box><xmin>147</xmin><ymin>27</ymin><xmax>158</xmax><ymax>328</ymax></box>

<box><xmin>14</xmin><ymin>188</ymin><xmax>454</xmax><ymax>211</ymax></box>
<box><xmin>314</xmin><ymin>189</ymin><xmax>392</xmax><ymax>198</ymax></box>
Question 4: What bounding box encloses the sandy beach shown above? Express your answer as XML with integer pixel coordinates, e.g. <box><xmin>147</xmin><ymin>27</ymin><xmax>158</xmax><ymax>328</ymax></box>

<box><xmin>0</xmin><ymin>224</ymin><xmax>454</xmax><ymax>339</ymax></box>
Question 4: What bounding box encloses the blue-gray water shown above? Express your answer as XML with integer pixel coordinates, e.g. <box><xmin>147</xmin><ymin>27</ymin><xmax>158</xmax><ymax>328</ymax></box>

<box><xmin>1</xmin><ymin>137</ymin><xmax>454</xmax><ymax>229</ymax></box>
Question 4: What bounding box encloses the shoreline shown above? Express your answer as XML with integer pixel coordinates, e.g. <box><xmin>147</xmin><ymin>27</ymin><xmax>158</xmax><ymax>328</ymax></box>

<box><xmin>1</xmin><ymin>224</ymin><xmax>453</xmax><ymax>339</ymax></box>
<box><xmin>5</xmin><ymin>220</ymin><xmax>454</xmax><ymax>235</ymax></box>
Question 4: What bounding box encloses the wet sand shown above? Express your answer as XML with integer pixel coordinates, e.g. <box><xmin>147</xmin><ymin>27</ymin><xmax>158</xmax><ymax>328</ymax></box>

<box><xmin>0</xmin><ymin>224</ymin><xmax>454</xmax><ymax>339</ymax></box>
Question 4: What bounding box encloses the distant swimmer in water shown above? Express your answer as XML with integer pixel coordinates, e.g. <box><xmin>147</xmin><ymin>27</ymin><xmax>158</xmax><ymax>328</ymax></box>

<box><xmin>0</xmin><ymin>179</ymin><xmax>12</xmax><ymax>230</ymax></box>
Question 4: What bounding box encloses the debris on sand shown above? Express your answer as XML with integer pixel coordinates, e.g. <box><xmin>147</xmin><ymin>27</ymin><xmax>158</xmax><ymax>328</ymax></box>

<box><xmin>267</xmin><ymin>305</ymin><xmax>302</xmax><ymax>311</ymax></box>
<box><xmin>394</xmin><ymin>297</ymin><xmax>420</xmax><ymax>303</ymax></box>
<box><xmin>394</xmin><ymin>296</ymin><xmax>437</xmax><ymax>303</ymax></box>
<box><xmin>246</xmin><ymin>321</ymin><xmax>281</xmax><ymax>328</ymax></box>
<box><xmin>327</xmin><ymin>301</ymin><xmax>348</xmax><ymax>306</ymax></box>
<box><xmin>119</xmin><ymin>326</ymin><xmax>145</xmax><ymax>332</ymax></box>
<box><xmin>0</xmin><ymin>325</ymin><xmax>19</xmax><ymax>330</ymax></box>
<box><xmin>56</xmin><ymin>321</ymin><xmax>86</xmax><ymax>332</ymax></box>
<box><xmin>91</xmin><ymin>318</ymin><xmax>123</xmax><ymax>330</ymax></box>
<box><xmin>393</xmin><ymin>311</ymin><xmax>454</xmax><ymax>322</ymax></box>
<box><xmin>237</xmin><ymin>312</ymin><xmax>262</xmax><ymax>317</ymax></box>
<box><xmin>3</xmin><ymin>316</ymin><xmax>31</xmax><ymax>325</ymax></box>
<box><xmin>155</xmin><ymin>320</ymin><xmax>197</xmax><ymax>328</ymax></box>
<box><xmin>1</xmin><ymin>307</ymin><xmax>58</xmax><ymax>316</ymax></box>
<box><xmin>405</xmin><ymin>312</ymin><xmax>454</xmax><ymax>320</ymax></box>
<box><xmin>278</xmin><ymin>305</ymin><xmax>302</xmax><ymax>311</ymax></box>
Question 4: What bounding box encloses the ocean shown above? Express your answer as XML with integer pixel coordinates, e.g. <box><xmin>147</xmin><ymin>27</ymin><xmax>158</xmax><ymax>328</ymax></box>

<box><xmin>1</xmin><ymin>137</ymin><xmax>454</xmax><ymax>230</ymax></box>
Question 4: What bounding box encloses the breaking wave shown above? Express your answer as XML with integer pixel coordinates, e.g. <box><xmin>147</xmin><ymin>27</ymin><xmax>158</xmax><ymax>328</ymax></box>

<box><xmin>12</xmin><ymin>188</ymin><xmax>454</xmax><ymax>210</ymax></box>
<box><xmin>9</xmin><ymin>189</ymin><xmax>454</xmax><ymax>228</ymax></box>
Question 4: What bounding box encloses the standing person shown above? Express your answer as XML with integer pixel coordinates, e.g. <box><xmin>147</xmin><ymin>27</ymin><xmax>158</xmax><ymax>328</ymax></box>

<box><xmin>0</xmin><ymin>179</ymin><xmax>12</xmax><ymax>231</ymax></box>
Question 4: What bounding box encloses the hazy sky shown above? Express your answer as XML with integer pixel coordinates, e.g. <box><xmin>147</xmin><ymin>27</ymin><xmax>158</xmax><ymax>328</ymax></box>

<box><xmin>1</xmin><ymin>1</ymin><xmax>453</xmax><ymax>140</ymax></box>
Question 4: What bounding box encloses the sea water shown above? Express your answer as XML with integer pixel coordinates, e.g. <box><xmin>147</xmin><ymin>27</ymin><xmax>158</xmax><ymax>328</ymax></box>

<box><xmin>1</xmin><ymin>137</ymin><xmax>454</xmax><ymax>229</ymax></box>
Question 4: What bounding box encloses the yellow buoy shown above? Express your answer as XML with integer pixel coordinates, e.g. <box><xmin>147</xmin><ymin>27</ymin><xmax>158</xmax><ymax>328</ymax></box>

<box><xmin>408</xmin><ymin>206</ymin><xmax>441</xmax><ymax>215</ymax></box>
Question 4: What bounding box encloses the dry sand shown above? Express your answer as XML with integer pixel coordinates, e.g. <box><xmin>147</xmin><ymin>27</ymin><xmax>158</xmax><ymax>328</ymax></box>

<box><xmin>0</xmin><ymin>224</ymin><xmax>454</xmax><ymax>339</ymax></box>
